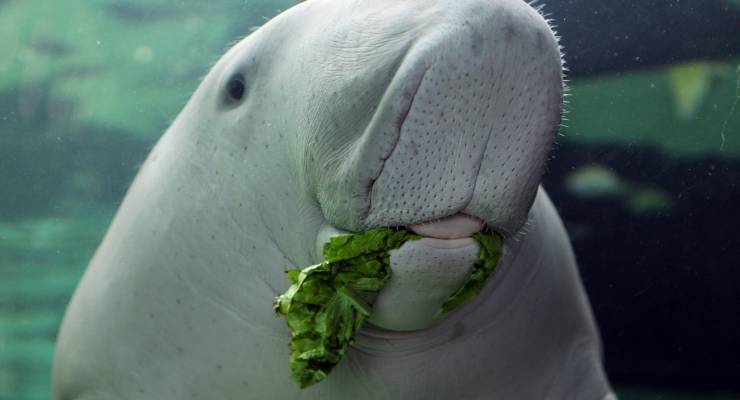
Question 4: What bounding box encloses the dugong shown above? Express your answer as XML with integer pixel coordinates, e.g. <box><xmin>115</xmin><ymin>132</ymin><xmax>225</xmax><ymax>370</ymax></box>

<box><xmin>53</xmin><ymin>0</ymin><xmax>615</xmax><ymax>399</ymax></box>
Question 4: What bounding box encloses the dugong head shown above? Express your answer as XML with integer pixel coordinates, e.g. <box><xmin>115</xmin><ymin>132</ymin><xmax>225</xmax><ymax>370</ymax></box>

<box><xmin>171</xmin><ymin>0</ymin><xmax>562</xmax><ymax>328</ymax></box>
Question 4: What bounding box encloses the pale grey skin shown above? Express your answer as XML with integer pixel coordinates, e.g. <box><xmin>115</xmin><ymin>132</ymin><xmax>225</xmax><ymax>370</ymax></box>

<box><xmin>54</xmin><ymin>0</ymin><xmax>615</xmax><ymax>399</ymax></box>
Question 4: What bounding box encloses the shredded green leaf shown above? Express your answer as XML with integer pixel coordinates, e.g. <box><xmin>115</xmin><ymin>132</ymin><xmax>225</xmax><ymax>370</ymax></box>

<box><xmin>274</xmin><ymin>227</ymin><xmax>504</xmax><ymax>388</ymax></box>
<box><xmin>438</xmin><ymin>232</ymin><xmax>504</xmax><ymax>314</ymax></box>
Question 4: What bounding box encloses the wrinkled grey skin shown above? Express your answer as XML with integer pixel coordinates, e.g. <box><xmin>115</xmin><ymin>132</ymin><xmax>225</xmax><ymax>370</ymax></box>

<box><xmin>53</xmin><ymin>0</ymin><xmax>615</xmax><ymax>399</ymax></box>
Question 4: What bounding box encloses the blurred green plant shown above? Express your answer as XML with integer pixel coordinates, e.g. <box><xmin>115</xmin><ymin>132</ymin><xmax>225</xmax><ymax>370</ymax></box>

<box><xmin>668</xmin><ymin>62</ymin><xmax>715</xmax><ymax>120</ymax></box>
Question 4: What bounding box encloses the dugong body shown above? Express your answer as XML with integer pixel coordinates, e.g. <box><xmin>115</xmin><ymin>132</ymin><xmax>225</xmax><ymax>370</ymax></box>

<box><xmin>54</xmin><ymin>0</ymin><xmax>614</xmax><ymax>399</ymax></box>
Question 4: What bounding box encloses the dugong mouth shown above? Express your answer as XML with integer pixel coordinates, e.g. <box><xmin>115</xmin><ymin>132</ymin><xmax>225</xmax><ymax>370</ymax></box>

<box><xmin>407</xmin><ymin>212</ymin><xmax>485</xmax><ymax>240</ymax></box>
<box><xmin>315</xmin><ymin>212</ymin><xmax>499</xmax><ymax>332</ymax></box>
<box><xmin>316</xmin><ymin>211</ymin><xmax>491</xmax><ymax>257</ymax></box>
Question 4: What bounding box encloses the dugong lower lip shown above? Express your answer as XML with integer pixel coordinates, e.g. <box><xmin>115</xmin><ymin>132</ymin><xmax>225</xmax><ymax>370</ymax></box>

<box><xmin>408</xmin><ymin>213</ymin><xmax>485</xmax><ymax>239</ymax></box>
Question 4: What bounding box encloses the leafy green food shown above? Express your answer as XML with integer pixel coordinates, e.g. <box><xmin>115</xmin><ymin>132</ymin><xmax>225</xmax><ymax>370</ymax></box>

<box><xmin>438</xmin><ymin>232</ymin><xmax>504</xmax><ymax>314</ymax></box>
<box><xmin>274</xmin><ymin>227</ymin><xmax>504</xmax><ymax>389</ymax></box>
<box><xmin>274</xmin><ymin>228</ymin><xmax>419</xmax><ymax>388</ymax></box>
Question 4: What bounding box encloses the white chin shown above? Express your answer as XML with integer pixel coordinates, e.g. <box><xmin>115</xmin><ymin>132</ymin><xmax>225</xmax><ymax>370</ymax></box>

<box><xmin>369</xmin><ymin>237</ymin><xmax>479</xmax><ymax>331</ymax></box>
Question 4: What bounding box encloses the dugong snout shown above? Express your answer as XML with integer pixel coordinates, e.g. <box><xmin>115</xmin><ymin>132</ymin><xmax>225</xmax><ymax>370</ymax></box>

<box><xmin>312</xmin><ymin>0</ymin><xmax>563</xmax><ymax>238</ymax></box>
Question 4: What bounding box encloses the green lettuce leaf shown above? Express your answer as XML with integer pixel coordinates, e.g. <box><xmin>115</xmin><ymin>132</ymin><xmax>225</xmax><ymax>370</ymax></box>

<box><xmin>438</xmin><ymin>232</ymin><xmax>504</xmax><ymax>314</ymax></box>
<box><xmin>274</xmin><ymin>228</ymin><xmax>420</xmax><ymax>388</ymax></box>
<box><xmin>274</xmin><ymin>227</ymin><xmax>504</xmax><ymax>389</ymax></box>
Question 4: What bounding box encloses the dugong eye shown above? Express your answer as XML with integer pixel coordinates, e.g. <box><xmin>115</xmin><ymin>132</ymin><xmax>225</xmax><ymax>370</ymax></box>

<box><xmin>225</xmin><ymin>74</ymin><xmax>246</xmax><ymax>103</ymax></box>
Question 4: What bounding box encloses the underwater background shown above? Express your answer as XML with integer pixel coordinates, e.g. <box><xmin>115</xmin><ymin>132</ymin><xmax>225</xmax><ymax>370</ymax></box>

<box><xmin>0</xmin><ymin>0</ymin><xmax>738</xmax><ymax>399</ymax></box>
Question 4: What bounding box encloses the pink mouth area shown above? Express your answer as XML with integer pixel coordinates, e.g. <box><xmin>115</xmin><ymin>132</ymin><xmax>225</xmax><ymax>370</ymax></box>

<box><xmin>408</xmin><ymin>212</ymin><xmax>485</xmax><ymax>239</ymax></box>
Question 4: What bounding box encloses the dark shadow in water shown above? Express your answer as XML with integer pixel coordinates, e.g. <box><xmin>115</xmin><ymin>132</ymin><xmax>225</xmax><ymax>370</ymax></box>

<box><xmin>102</xmin><ymin>2</ymin><xmax>186</xmax><ymax>23</ymax></box>
<box><xmin>546</xmin><ymin>0</ymin><xmax>740</xmax><ymax>77</ymax></box>
<box><xmin>0</xmin><ymin>83</ymin><xmax>151</xmax><ymax>221</ymax></box>
<box><xmin>545</xmin><ymin>140</ymin><xmax>740</xmax><ymax>394</ymax></box>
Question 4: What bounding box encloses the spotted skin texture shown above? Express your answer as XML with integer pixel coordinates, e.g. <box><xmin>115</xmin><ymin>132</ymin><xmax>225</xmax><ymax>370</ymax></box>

<box><xmin>366</xmin><ymin>16</ymin><xmax>562</xmax><ymax>235</ymax></box>
<box><xmin>53</xmin><ymin>0</ymin><xmax>614</xmax><ymax>399</ymax></box>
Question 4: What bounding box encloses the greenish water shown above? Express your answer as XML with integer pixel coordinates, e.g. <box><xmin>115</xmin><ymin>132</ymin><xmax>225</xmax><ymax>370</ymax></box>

<box><xmin>1</xmin><ymin>0</ymin><xmax>739</xmax><ymax>399</ymax></box>
<box><xmin>0</xmin><ymin>210</ymin><xmax>110</xmax><ymax>399</ymax></box>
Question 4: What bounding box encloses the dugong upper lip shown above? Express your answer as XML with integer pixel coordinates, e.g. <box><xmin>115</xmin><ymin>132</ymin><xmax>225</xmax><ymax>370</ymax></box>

<box><xmin>407</xmin><ymin>212</ymin><xmax>485</xmax><ymax>240</ymax></box>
